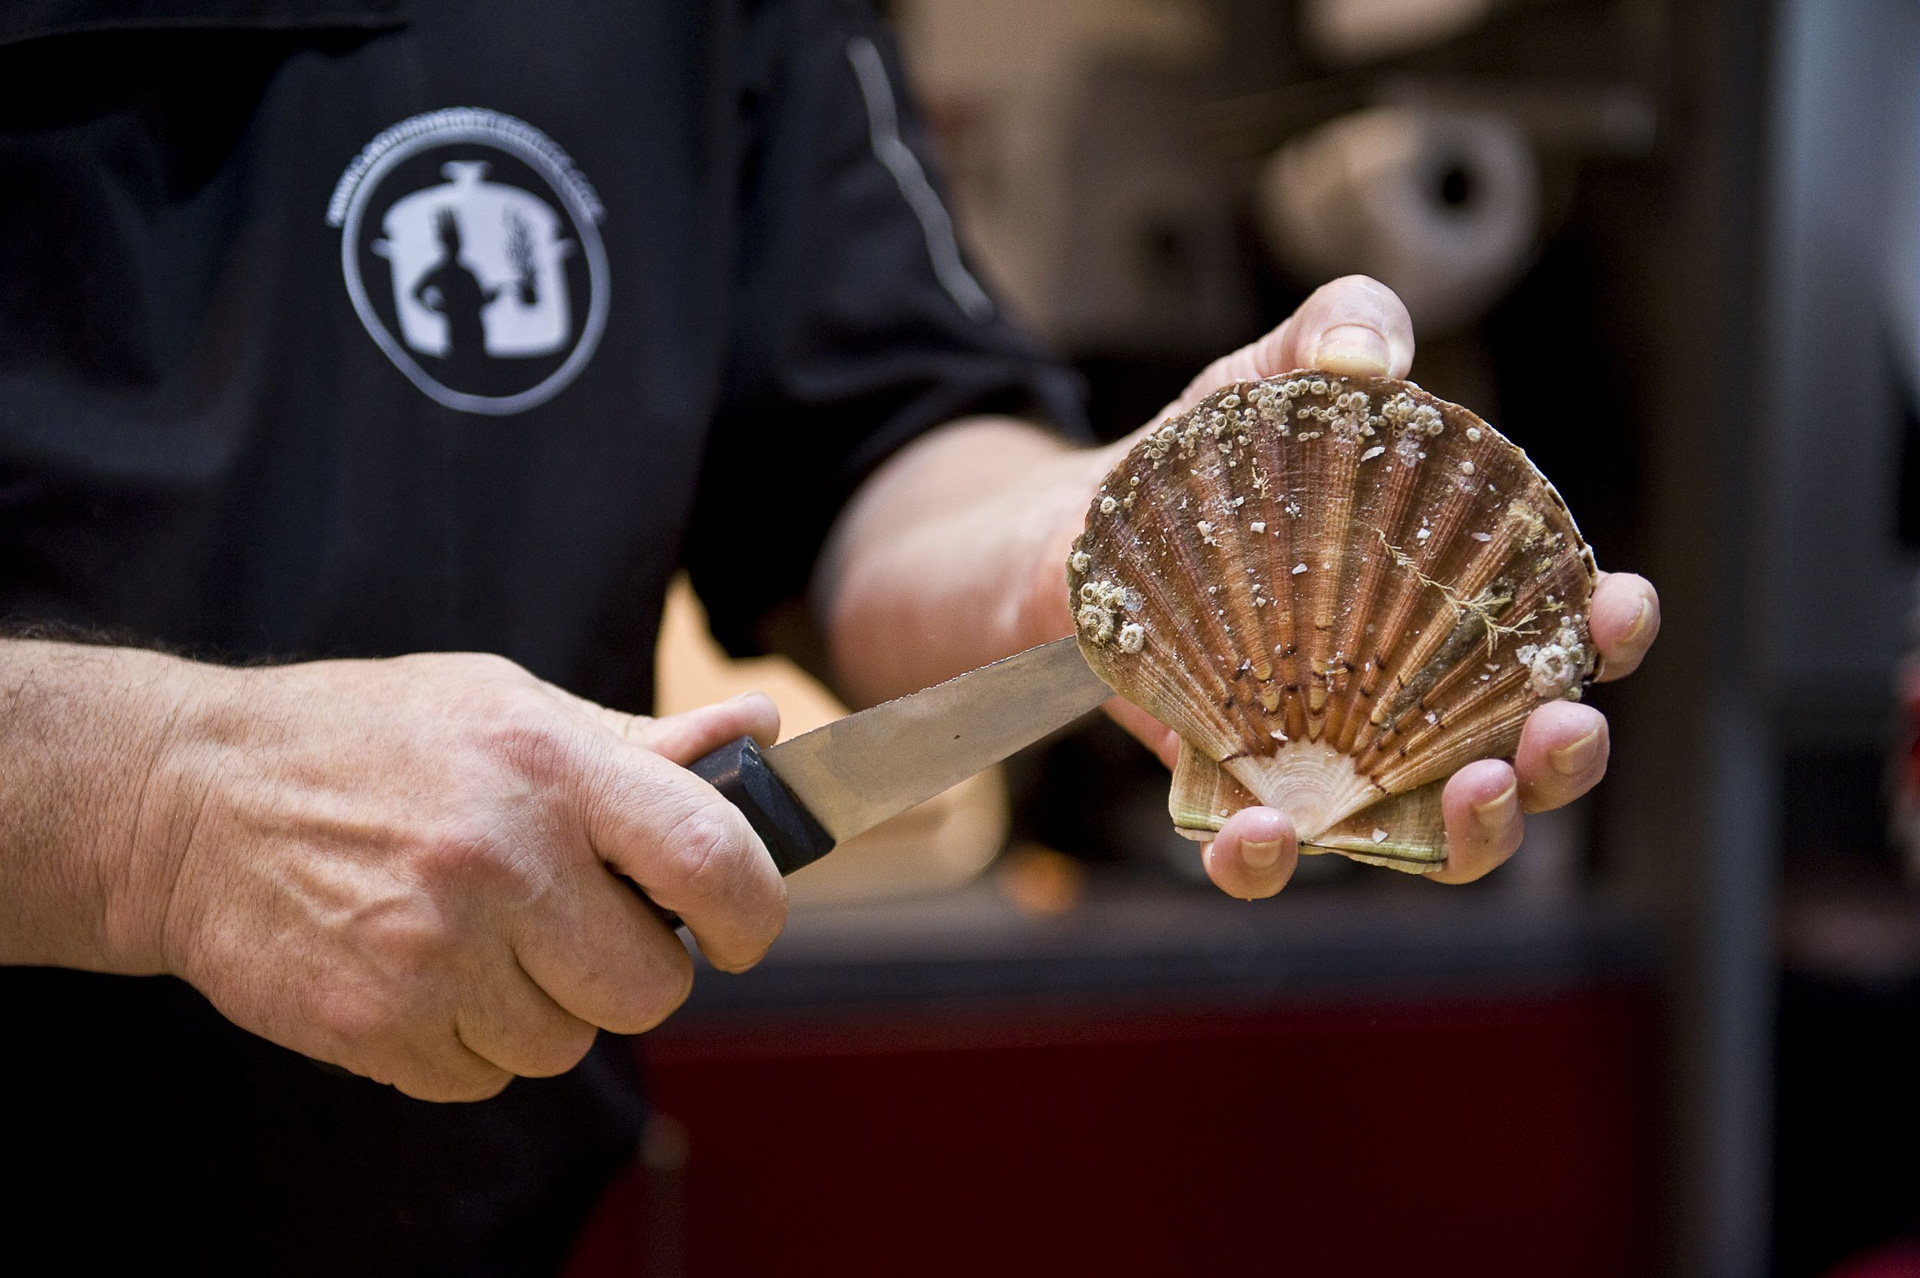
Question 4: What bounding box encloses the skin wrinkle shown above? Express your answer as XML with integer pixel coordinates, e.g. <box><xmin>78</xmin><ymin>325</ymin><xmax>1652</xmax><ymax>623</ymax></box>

<box><xmin>129</xmin><ymin>736</ymin><xmax>202</xmax><ymax>967</ymax></box>
<box><xmin>104</xmin><ymin>663</ymin><xmax>196</xmax><ymax>959</ymax></box>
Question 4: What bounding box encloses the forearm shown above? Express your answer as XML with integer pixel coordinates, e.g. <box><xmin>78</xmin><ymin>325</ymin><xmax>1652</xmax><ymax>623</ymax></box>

<box><xmin>0</xmin><ymin>639</ymin><xmax>204</xmax><ymax>972</ymax></box>
<box><xmin>816</xmin><ymin>416</ymin><xmax>1117</xmax><ymax>705</ymax></box>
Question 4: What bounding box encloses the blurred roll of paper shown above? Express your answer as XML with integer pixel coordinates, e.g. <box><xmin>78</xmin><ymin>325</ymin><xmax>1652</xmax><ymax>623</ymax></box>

<box><xmin>1303</xmin><ymin>0</ymin><xmax>1497</xmax><ymax>66</ymax></box>
<box><xmin>1255</xmin><ymin>106</ymin><xmax>1540</xmax><ymax>334</ymax></box>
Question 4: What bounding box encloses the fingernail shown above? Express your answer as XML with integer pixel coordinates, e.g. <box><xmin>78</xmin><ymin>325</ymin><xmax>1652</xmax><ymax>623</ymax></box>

<box><xmin>1312</xmin><ymin>325</ymin><xmax>1391</xmax><ymax>375</ymax></box>
<box><xmin>1243</xmin><ymin>837</ymin><xmax>1285</xmax><ymax>870</ymax></box>
<box><xmin>1472</xmin><ymin>782</ymin><xmax>1518</xmax><ymax>836</ymax></box>
<box><xmin>1621</xmin><ymin>597</ymin><xmax>1653</xmax><ymax>645</ymax></box>
<box><xmin>1549</xmin><ymin>728</ymin><xmax>1602</xmax><ymax>776</ymax></box>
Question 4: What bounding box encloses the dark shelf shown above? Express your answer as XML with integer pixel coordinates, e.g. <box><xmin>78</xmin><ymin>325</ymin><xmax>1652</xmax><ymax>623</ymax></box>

<box><xmin>675</xmin><ymin>875</ymin><xmax>1656</xmax><ymax>1019</ymax></box>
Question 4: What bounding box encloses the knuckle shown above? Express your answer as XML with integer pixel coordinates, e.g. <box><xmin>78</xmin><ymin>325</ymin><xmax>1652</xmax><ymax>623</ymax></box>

<box><xmin>482</xmin><ymin>692</ymin><xmax>576</xmax><ymax>778</ymax></box>
<box><xmin>363</xmin><ymin>901</ymin><xmax>462</xmax><ymax>972</ymax></box>
<box><xmin>660</xmin><ymin>802</ymin><xmax>751</xmax><ymax>895</ymax></box>
<box><xmin>427</xmin><ymin>660</ymin><xmax>570</xmax><ymax>771</ymax></box>
<box><xmin>416</xmin><ymin>825</ymin><xmax>518</xmax><ymax>889</ymax></box>
<box><xmin>443</xmin><ymin>651</ymin><xmax>530</xmax><ymax>684</ymax></box>
<box><xmin>410</xmin><ymin>815</ymin><xmax>561</xmax><ymax>907</ymax></box>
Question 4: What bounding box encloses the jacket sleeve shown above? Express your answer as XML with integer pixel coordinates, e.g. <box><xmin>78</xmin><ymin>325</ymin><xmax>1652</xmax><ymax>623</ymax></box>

<box><xmin>684</xmin><ymin>0</ymin><xmax>1088</xmax><ymax>658</ymax></box>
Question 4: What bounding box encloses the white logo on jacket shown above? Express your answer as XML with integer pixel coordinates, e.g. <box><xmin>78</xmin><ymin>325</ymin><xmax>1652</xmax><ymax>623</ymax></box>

<box><xmin>328</xmin><ymin>108</ymin><xmax>609</xmax><ymax>416</ymax></box>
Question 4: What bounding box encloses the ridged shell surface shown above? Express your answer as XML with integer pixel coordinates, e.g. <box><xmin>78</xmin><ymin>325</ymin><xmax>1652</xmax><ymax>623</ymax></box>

<box><xmin>1066</xmin><ymin>372</ymin><xmax>1599</xmax><ymax>870</ymax></box>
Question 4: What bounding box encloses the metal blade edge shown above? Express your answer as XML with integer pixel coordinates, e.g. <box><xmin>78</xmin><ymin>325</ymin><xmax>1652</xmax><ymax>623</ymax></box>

<box><xmin>761</xmin><ymin>637</ymin><xmax>1111</xmax><ymax>843</ymax></box>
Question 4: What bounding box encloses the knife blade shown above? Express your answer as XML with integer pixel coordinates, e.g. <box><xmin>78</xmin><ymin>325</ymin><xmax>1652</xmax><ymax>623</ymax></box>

<box><xmin>687</xmin><ymin>636</ymin><xmax>1111</xmax><ymax>876</ymax></box>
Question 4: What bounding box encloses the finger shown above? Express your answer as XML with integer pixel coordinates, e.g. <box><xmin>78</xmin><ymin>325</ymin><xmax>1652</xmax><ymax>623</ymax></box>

<box><xmin>451</xmin><ymin>957</ymin><xmax>600</xmax><ymax>1079</ymax></box>
<box><xmin>1512</xmin><ymin>700</ymin><xmax>1610</xmax><ymax>814</ymax></box>
<box><xmin>584</xmin><ymin>748</ymin><xmax>787</xmax><ymax>973</ymax></box>
<box><xmin>1430</xmin><ymin>759</ymin><xmax>1525</xmax><ymax>885</ymax></box>
<box><xmin>512</xmin><ymin>867</ymin><xmax>699</xmax><ymax>1035</ymax></box>
<box><xmin>1103</xmin><ymin>696</ymin><xmax>1180</xmax><ymax>770</ymax></box>
<box><xmin>623</xmin><ymin>693</ymin><xmax>781</xmax><ymax>763</ymax></box>
<box><xmin>1201</xmin><ymin>805</ymin><xmax>1298</xmax><ymax>899</ymax></box>
<box><xmin>1589</xmin><ymin>572</ymin><xmax>1659</xmax><ymax>682</ymax></box>
<box><xmin>1165</xmin><ymin>275</ymin><xmax>1415</xmax><ymax>419</ymax></box>
<box><xmin>1285</xmin><ymin>274</ymin><xmax>1418</xmax><ymax>378</ymax></box>
<box><xmin>539</xmin><ymin>682</ymin><xmax>783</xmax><ymax>760</ymax></box>
<box><xmin>394</xmin><ymin>1057</ymin><xmax>514</xmax><ymax>1104</ymax></box>
<box><xmin>372</xmin><ymin>1031</ymin><xmax>514</xmax><ymax>1104</ymax></box>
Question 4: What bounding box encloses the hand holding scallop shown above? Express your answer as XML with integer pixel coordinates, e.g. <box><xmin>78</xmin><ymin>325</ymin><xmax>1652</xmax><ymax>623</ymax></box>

<box><xmin>1066</xmin><ymin>372</ymin><xmax>1599</xmax><ymax>871</ymax></box>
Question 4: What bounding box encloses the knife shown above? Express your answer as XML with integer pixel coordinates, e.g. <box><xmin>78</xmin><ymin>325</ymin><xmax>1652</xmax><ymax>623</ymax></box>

<box><xmin>685</xmin><ymin>636</ymin><xmax>1111</xmax><ymax>877</ymax></box>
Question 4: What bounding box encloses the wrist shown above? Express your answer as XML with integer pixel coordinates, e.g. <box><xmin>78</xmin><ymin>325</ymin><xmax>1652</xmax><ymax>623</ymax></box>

<box><xmin>103</xmin><ymin>654</ymin><xmax>240</xmax><ymax>975</ymax></box>
<box><xmin>13</xmin><ymin>643</ymin><xmax>235</xmax><ymax>975</ymax></box>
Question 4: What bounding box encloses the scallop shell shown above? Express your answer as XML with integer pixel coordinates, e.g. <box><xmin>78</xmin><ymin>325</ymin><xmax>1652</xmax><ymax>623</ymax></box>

<box><xmin>1066</xmin><ymin>372</ymin><xmax>1599</xmax><ymax>871</ymax></box>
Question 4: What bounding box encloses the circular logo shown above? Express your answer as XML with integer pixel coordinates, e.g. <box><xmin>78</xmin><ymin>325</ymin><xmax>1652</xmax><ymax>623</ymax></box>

<box><xmin>327</xmin><ymin>108</ymin><xmax>609</xmax><ymax>416</ymax></box>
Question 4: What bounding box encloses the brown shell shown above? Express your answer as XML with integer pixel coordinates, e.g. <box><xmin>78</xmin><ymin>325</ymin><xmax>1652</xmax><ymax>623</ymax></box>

<box><xmin>1066</xmin><ymin>372</ymin><xmax>1599</xmax><ymax>871</ymax></box>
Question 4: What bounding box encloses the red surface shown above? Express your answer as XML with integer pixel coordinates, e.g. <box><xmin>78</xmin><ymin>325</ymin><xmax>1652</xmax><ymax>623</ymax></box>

<box><xmin>1827</xmin><ymin>1245</ymin><xmax>1920</xmax><ymax>1278</ymax></box>
<box><xmin>569</xmin><ymin>988</ymin><xmax>1659</xmax><ymax>1277</ymax></box>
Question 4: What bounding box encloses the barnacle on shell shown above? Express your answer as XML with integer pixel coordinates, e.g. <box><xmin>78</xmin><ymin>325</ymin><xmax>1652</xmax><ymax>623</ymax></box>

<box><xmin>1066</xmin><ymin>372</ymin><xmax>1599</xmax><ymax>872</ymax></box>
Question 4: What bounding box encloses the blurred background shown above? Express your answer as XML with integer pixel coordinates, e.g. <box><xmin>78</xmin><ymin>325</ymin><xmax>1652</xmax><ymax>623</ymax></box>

<box><xmin>577</xmin><ymin>1</ymin><xmax>1919</xmax><ymax>1274</ymax></box>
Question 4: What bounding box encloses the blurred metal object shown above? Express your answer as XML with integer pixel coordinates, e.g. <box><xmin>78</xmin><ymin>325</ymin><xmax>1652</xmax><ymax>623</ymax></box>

<box><xmin>1255</xmin><ymin>105</ymin><xmax>1540</xmax><ymax>333</ymax></box>
<box><xmin>1763</xmin><ymin>0</ymin><xmax>1920</xmax><ymax>725</ymax></box>
<box><xmin>1202</xmin><ymin>75</ymin><xmax>1658</xmax><ymax>168</ymax></box>
<box><xmin>1894</xmin><ymin>652</ymin><xmax>1920</xmax><ymax>881</ymax></box>
<box><xmin>1375</xmin><ymin>75</ymin><xmax>1659</xmax><ymax>156</ymax></box>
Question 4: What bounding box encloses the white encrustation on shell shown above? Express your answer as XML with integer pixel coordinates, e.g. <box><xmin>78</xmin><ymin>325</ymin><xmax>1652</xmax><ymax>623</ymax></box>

<box><xmin>1065</xmin><ymin>370</ymin><xmax>1600</xmax><ymax>872</ymax></box>
<box><xmin>1517</xmin><ymin>622</ymin><xmax>1590</xmax><ymax>699</ymax></box>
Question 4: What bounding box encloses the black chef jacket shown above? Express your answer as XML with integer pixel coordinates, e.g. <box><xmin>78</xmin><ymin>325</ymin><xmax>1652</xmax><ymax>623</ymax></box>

<box><xmin>0</xmin><ymin>3</ymin><xmax>1083</xmax><ymax>1274</ymax></box>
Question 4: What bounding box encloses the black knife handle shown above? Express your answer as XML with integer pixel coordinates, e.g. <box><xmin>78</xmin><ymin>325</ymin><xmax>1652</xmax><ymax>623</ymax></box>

<box><xmin>688</xmin><ymin>735</ymin><xmax>837</xmax><ymax>877</ymax></box>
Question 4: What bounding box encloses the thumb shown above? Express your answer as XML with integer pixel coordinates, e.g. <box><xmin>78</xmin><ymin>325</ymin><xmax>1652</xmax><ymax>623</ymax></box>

<box><xmin>1203</xmin><ymin>805</ymin><xmax>1299</xmax><ymax>900</ymax></box>
<box><xmin>1163</xmin><ymin>275</ymin><xmax>1416</xmax><ymax>421</ymax></box>
<box><xmin>623</xmin><ymin>693</ymin><xmax>781</xmax><ymax>765</ymax></box>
